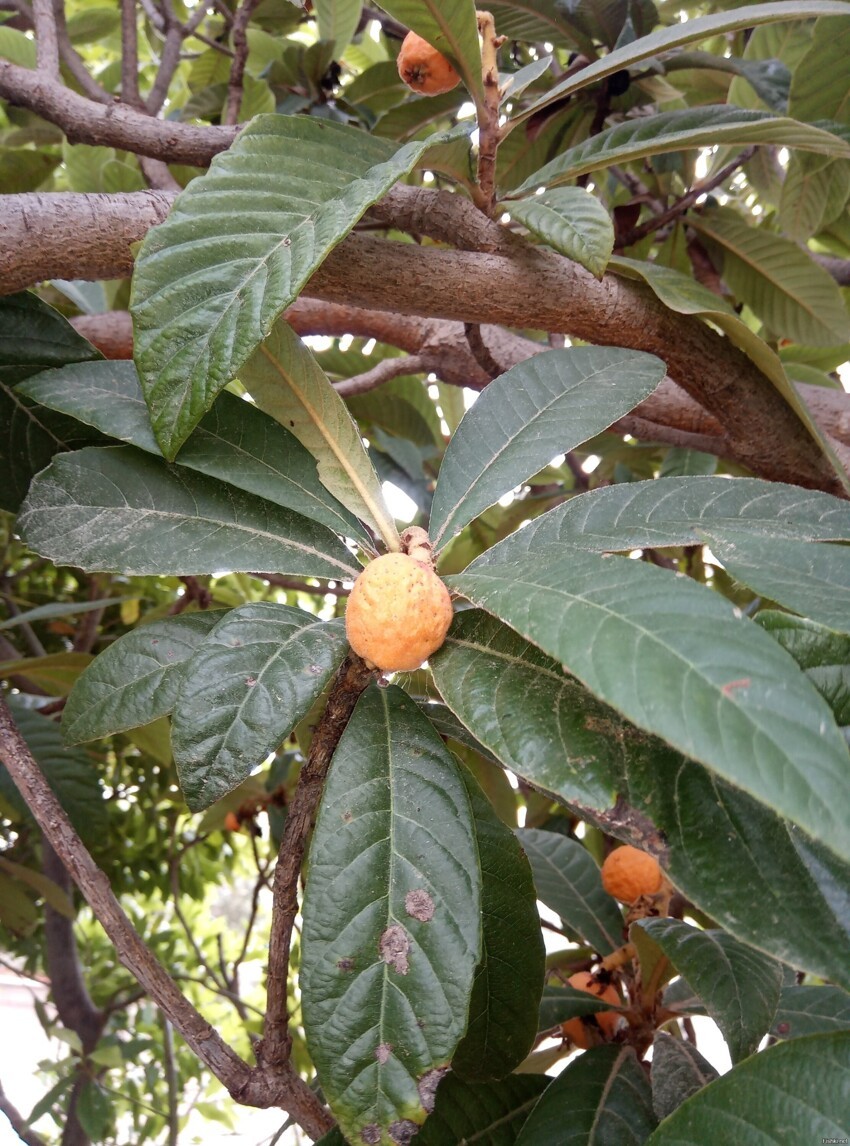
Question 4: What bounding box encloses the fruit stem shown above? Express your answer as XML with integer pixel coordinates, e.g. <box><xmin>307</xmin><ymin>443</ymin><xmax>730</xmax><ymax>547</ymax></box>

<box><xmin>474</xmin><ymin>10</ymin><xmax>506</xmax><ymax>214</ymax></box>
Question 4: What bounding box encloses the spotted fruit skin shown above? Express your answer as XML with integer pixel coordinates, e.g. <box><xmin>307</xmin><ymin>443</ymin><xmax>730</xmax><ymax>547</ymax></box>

<box><xmin>397</xmin><ymin>30</ymin><xmax>461</xmax><ymax>96</ymax></box>
<box><xmin>559</xmin><ymin>972</ymin><xmax>621</xmax><ymax>1049</ymax></box>
<box><xmin>601</xmin><ymin>845</ymin><xmax>663</xmax><ymax>904</ymax></box>
<box><xmin>345</xmin><ymin>552</ymin><xmax>453</xmax><ymax>672</ymax></box>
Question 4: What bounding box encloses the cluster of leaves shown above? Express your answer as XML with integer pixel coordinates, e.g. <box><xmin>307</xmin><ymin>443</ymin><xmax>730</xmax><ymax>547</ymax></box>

<box><xmin>2</xmin><ymin>0</ymin><xmax>850</xmax><ymax>1143</ymax></box>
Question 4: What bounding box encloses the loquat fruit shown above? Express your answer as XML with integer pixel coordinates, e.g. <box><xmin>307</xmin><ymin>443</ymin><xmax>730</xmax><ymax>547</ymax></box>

<box><xmin>345</xmin><ymin>551</ymin><xmax>453</xmax><ymax>672</ymax></box>
<box><xmin>560</xmin><ymin>971</ymin><xmax>621</xmax><ymax>1048</ymax></box>
<box><xmin>601</xmin><ymin>845</ymin><xmax>663</xmax><ymax>905</ymax></box>
<box><xmin>397</xmin><ymin>30</ymin><xmax>461</xmax><ymax>96</ymax></box>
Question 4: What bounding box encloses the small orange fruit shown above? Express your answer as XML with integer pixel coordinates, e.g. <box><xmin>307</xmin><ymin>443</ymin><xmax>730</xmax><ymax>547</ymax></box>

<box><xmin>601</xmin><ymin>845</ymin><xmax>663</xmax><ymax>904</ymax></box>
<box><xmin>560</xmin><ymin>971</ymin><xmax>621</xmax><ymax>1048</ymax></box>
<box><xmin>397</xmin><ymin>30</ymin><xmax>461</xmax><ymax>96</ymax></box>
<box><xmin>223</xmin><ymin>811</ymin><xmax>241</xmax><ymax>832</ymax></box>
<box><xmin>345</xmin><ymin>552</ymin><xmax>453</xmax><ymax>672</ymax></box>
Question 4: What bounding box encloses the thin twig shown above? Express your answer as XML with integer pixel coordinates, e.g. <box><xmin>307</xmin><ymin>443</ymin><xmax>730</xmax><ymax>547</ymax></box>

<box><xmin>617</xmin><ymin>147</ymin><xmax>756</xmax><ymax>249</ymax></box>
<box><xmin>120</xmin><ymin>0</ymin><xmax>141</xmax><ymax>106</ymax></box>
<box><xmin>0</xmin><ymin>1077</ymin><xmax>48</xmax><ymax>1146</ymax></box>
<box><xmin>258</xmin><ymin>654</ymin><xmax>377</xmax><ymax>1072</ymax></box>
<box><xmin>248</xmin><ymin>574</ymin><xmax>351</xmax><ymax>597</ymax></box>
<box><xmin>32</xmin><ymin>0</ymin><xmax>59</xmax><ymax>76</ymax></box>
<box><xmin>160</xmin><ymin>1012</ymin><xmax>180</xmax><ymax>1146</ymax></box>
<box><xmin>223</xmin><ymin>0</ymin><xmax>261</xmax><ymax>125</ymax></box>
<box><xmin>333</xmin><ymin>354</ymin><xmax>426</xmax><ymax>396</ymax></box>
<box><xmin>463</xmin><ymin>322</ymin><xmax>503</xmax><ymax>379</ymax></box>
<box><xmin>51</xmin><ymin>0</ymin><xmax>110</xmax><ymax>103</ymax></box>
<box><xmin>473</xmin><ymin>11</ymin><xmax>506</xmax><ymax>213</ymax></box>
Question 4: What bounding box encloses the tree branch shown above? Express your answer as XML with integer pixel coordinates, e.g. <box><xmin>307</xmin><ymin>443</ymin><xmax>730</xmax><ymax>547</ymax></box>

<box><xmin>334</xmin><ymin>353</ymin><xmax>427</xmax><ymax>396</ymax></box>
<box><xmin>0</xmin><ymin>694</ymin><xmax>333</xmax><ymax>1139</ymax></box>
<box><xmin>223</xmin><ymin>0</ymin><xmax>261</xmax><ymax>126</ymax></box>
<box><xmin>0</xmin><ymin>1076</ymin><xmax>48</xmax><ymax>1146</ymax></box>
<box><xmin>258</xmin><ymin>654</ymin><xmax>377</xmax><ymax>1073</ymax></box>
<box><xmin>120</xmin><ymin>0</ymin><xmax>141</xmax><ymax>107</ymax></box>
<box><xmin>32</xmin><ymin>0</ymin><xmax>59</xmax><ymax>77</ymax></box>
<box><xmin>0</xmin><ymin>62</ymin><xmax>236</xmax><ymax>163</ymax></box>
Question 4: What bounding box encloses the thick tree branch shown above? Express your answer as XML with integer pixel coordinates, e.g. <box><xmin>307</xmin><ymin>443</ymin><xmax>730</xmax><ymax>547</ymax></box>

<box><xmin>32</xmin><ymin>0</ymin><xmax>59</xmax><ymax>77</ymax></box>
<box><xmin>0</xmin><ymin>694</ymin><xmax>333</xmax><ymax>1139</ymax></box>
<box><xmin>0</xmin><ymin>62</ymin><xmax>236</xmax><ymax>163</ymax></box>
<box><xmin>259</xmin><ymin>654</ymin><xmax>377</xmax><ymax>1073</ymax></box>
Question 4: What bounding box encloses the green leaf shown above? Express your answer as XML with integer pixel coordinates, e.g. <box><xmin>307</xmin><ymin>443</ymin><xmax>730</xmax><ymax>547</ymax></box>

<box><xmin>702</xmin><ymin>531</ymin><xmax>850</xmax><ymax>634</ymax></box>
<box><xmin>506</xmin><ymin>188</ymin><xmax>614</xmax><ymax>278</ymax></box>
<box><xmin>646</xmin><ymin>1032</ymin><xmax>850</xmax><ymax>1144</ymax></box>
<box><xmin>316</xmin><ymin>0</ymin><xmax>362</xmax><ymax>52</ymax></box>
<box><xmin>240</xmin><ymin>318</ymin><xmax>399</xmax><ymax>550</ymax></box>
<box><xmin>516</xmin><ymin>1</ymin><xmax>850</xmax><ymax>121</ymax></box>
<box><xmin>1</xmin><ymin>696</ymin><xmax>107</xmax><ymax>847</ymax></box>
<box><xmin>62</xmin><ymin>612</ymin><xmax>224</xmax><ymax>744</ymax></box>
<box><xmin>0</xmin><ymin>292</ymin><xmax>103</xmax><ymax>512</ymax></box>
<box><xmin>485</xmin><ymin>2</ymin><xmax>577</xmax><ymax>47</ymax></box>
<box><xmin>452</xmin><ymin>765</ymin><xmax>545</xmax><ymax>1081</ymax></box>
<box><xmin>429</xmin><ymin>347</ymin><xmax>666</xmax><ymax>552</ymax></box>
<box><xmin>17</xmin><ymin>446</ymin><xmax>359</xmax><ymax>579</ymax></box>
<box><xmin>511</xmin><ymin>106</ymin><xmax>850</xmax><ymax>193</ymax></box>
<box><xmin>636</xmin><ymin>919</ymin><xmax>783</xmax><ymax>1062</ymax></box>
<box><xmin>18</xmin><ymin>360</ymin><xmax>370</xmax><ymax>545</ymax></box>
<box><xmin>0</xmin><ymin>652</ymin><xmax>93</xmax><ymax>696</ymax></box>
<box><xmin>430</xmin><ymin>609</ymin><xmax>622</xmax><ymax>809</ymax></box>
<box><xmin>472</xmin><ymin>476</ymin><xmax>850</xmax><ymax>560</ymax></box>
<box><xmin>301</xmin><ymin>684</ymin><xmax>481</xmax><ymax>1145</ymax></box>
<box><xmin>374</xmin><ymin>0</ymin><xmax>485</xmax><ymax>105</ymax></box>
<box><xmin>688</xmin><ymin>207</ymin><xmax>850</xmax><ymax>346</ymax></box>
<box><xmin>515</xmin><ymin>1045</ymin><xmax>656</xmax><ymax>1145</ymax></box>
<box><xmin>131</xmin><ymin>114</ymin><xmax>461</xmax><ymax>458</ymax></box>
<box><xmin>778</xmin><ymin>154</ymin><xmax>850</xmax><ymax>241</ymax></box>
<box><xmin>517</xmin><ymin>828</ymin><xmax>625</xmax><ymax>956</ymax></box>
<box><xmin>0</xmin><ymin>25</ymin><xmax>36</xmax><ymax>67</ymax></box>
<box><xmin>0</xmin><ymin>146</ymin><xmax>60</xmax><ymax>193</ymax></box>
<box><xmin>0</xmin><ymin>856</ymin><xmax>74</xmax><ymax>917</ymax></box>
<box><xmin>415</xmin><ymin>1073</ymin><xmax>549</xmax><ymax>1145</ymax></box>
<box><xmin>171</xmin><ymin>607</ymin><xmax>348</xmax><ymax>811</ymax></box>
<box><xmin>65</xmin><ymin>7</ymin><xmax>120</xmax><ymax>44</ymax></box>
<box><xmin>788</xmin><ymin>15</ymin><xmax>850</xmax><ymax>124</ymax></box>
<box><xmin>622</xmin><ymin>743</ymin><xmax>850</xmax><ymax>993</ymax></box>
<box><xmin>448</xmin><ymin>544</ymin><xmax>850</xmax><ymax>865</ymax></box>
<box><xmin>650</xmin><ymin>1032</ymin><xmax>719</xmax><ymax>1122</ymax></box>
<box><xmin>772</xmin><ymin>985</ymin><xmax>850</xmax><ymax>1039</ymax></box>
<box><xmin>538</xmin><ymin>984</ymin><xmax>622</xmax><ymax>1031</ymax></box>
<box><xmin>606</xmin><ymin>257</ymin><xmax>847</xmax><ymax>485</ymax></box>
<box><xmin>0</xmin><ymin>596</ymin><xmax>134</xmax><ymax>633</ymax></box>
<box><xmin>75</xmin><ymin>1081</ymin><xmax>114</xmax><ymax>1142</ymax></box>
<box><xmin>755</xmin><ymin>611</ymin><xmax>850</xmax><ymax>724</ymax></box>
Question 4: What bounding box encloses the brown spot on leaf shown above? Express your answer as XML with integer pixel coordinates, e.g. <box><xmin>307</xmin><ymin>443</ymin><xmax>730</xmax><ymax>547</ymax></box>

<box><xmin>417</xmin><ymin>1066</ymin><xmax>449</xmax><ymax>1113</ymax></box>
<box><xmin>375</xmin><ymin>1042</ymin><xmax>392</xmax><ymax>1064</ymax></box>
<box><xmin>389</xmin><ymin>1120</ymin><xmax>419</xmax><ymax>1144</ymax></box>
<box><xmin>405</xmin><ymin>889</ymin><xmax>434</xmax><ymax>922</ymax></box>
<box><xmin>342</xmin><ymin>810</ymin><xmax>353</xmax><ymax>823</ymax></box>
<box><xmin>360</xmin><ymin>1126</ymin><xmax>381</xmax><ymax>1144</ymax></box>
<box><xmin>379</xmin><ymin>924</ymin><xmax>410</xmax><ymax>974</ymax></box>
<box><xmin>337</xmin><ymin>957</ymin><xmax>354</xmax><ymax>972</ymax></box>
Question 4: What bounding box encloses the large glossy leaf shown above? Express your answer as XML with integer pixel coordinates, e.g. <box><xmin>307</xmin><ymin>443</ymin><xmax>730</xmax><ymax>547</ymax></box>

<box><xmin>515</xmin><ymin>1045</ymin><xmax>656</xmax><ymax>1145</ymax></box>
<box><xmin>689</xmin><ymin>207</ymin><xmax>850</xmax><ymax>346</ymax></box>
<box><xmin>452</xmin><ymin>766</ymin><xmax>545</xmax><ymax>1081</ymax></box>
<box><xmin>511</xmin><ymin>107</ymin><xmax>850</xmax><ymax>193</ymax></box>
<box><xmin>449</xmin><ymin>544</ymin><xmax>850</xmax><ymax>864</ymax></box>
<box><xmin>315</xmin><ymin>0</ymin><xmax>362</xmax><ymax>52</ymax></box>
<box><xmin>300</xmin><ymin>685</ymin><xmax>481</xmax><ymax>1145</ymax></box>
<box><xmin>756</xmin><ymin>611</ymin><xmax>850</xmax><ymax>724</ymax></box>
<box><xmin>703</xmin><ymin>531</ymin><xmax>850</xmax><ymax>634</ymax></box>
<box><xmin>778</xmin><ymin>153</ymin><xmax>850</xmax><ymax>241</ymax></box>
<box><xmin>649</xmin><ymin>1032</ymin><xmax>718</xmax><ymax>1122</ymax></box>
<box><xmin>171</xmin><ymin>607</ymin><xmax>348</xmax><ymax>811</ymax></box>
<box><xmin>131</xmin><ymin>114</ymin><xmax>461</xmax><ymax>458</ymax></box>
<box><xmin>430</xmin><ymin>609</ymin><xmax>623</xmax><ymax>809</ymax></box>
<box><xmin>771</xmin><ymin>985</ymin><xmax>850</xmax><ymax>1040</ymax></box>
<box><xmin>0</xmin><ymin>292</ymin><xmax>104</xmax><ymax>512</ymax></box>
<box><xmin>16</xmin><ymin>446</ymin><xmax>358</xmax><ymax>579</ymax></box>
<box><xmin>472</xmin><ymin>477</ymin><xmax>850</xmax><ymax>562</ymax></box>
<box><xmin>1</xmin><ymin>697</ymin><xmax>107</xmax><ymax>847</ymax></box>
<box><xmin>517</xmin><ymin>828</ymin><xmax>624</xmax><ymax>956</ymax></box>
<box><xmin>62</xmin><ymin>612</ymin><xmax>224</xmax><ymax>744</ymax></box>
<box><xmin>416</xmin><ymin>1073</ymin><xmax>549</xmax><ymax>1145</ymax></box>
<box><xmin>486</xmin><ymin>1</ymin><xmax>576</xmax><ymax>47</ymax></box>
<box><xmin>636</xmin><ymin>919</ymin><xmax>783</xmax><ymax>1063</ymax></box>
<box><xmin>239</xmin><ymin>319</ymin><xmax>398</xmax><ymax>549</ymax></box>
<box><xmin>506</xmin><ymin>188</ymin><xmax>614</xmax><ymax>278</ymax></box>
<box><xmin>429</xmin><ymin>347</ymin><xmax>665</xmax><ymax>552</ymax></box>
<box><xmin>17</xmin><ymin>361</ymin><xmax>369</xmax><ymax>545</ymax></box>
<box><xmin>606</xmin><ymin>257</ymin><xmax>848</xmax><ymax>484</ymax></box>
<box><xmin>646</xmin><ymin>1032</ymin><xmax>850</xmax><ymax>1144</ymax></box>
<box><xmin>789</xmin><ymin>14</ymin><xmax>850</xmax><ymax>123</ymax></box>
<box><xmin>373</xmin><ymin>1</ymin><xmax>484</xmax><ymax>105</ymax></box>
<box><xmin>515</xmin><ymin>1</ymin><xmax>850</xmax><ymax>121</ymax></box>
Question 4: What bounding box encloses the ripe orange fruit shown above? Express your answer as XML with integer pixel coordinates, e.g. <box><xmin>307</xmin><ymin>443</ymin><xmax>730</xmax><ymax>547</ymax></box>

<box><xmin>560</xmin><ymin>972</ymin><xmax>621</xmax><ymax>1048</ymax></box>
<box><xmin>223</xmin><ymin>811</ymin><xmax>241</xmax><ymax>832</ymax></box>
<box><xmin>345</xmin><ymin>552</ymin><xmax>453</xmax><ymax>672</ymax></box>
<box><xmin>397</xmin><ymin>30</ymin><xmax>461</xmax><ymax>96</ymax></box>
<box><xmin>601</xmin><ymin>845</ymin><xmax>663</xmax><ymax>904</ymax></box>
